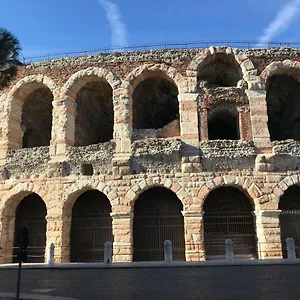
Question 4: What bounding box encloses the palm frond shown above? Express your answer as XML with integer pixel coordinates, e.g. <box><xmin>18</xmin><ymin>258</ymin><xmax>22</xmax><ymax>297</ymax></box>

<box><xmin>0</xmin><ymin>27</ymin><xmax>22</xmax><ymax>89</ymax></box>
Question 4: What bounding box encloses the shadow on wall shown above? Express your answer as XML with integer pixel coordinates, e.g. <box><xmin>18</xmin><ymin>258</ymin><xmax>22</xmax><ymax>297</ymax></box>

<box><xmin>21</xmin><ymin>87</ymin><xmax>53</xmax><ymax>148</ymax></box>
<box><xmin>133</xmin><ymin>77</ymin><xmax>179</xmax><ymax>139</ymax></box>
<box><xmin>267</xmin><ymin>74</ymin><xmax>300</xmax><ymax>142</ymax></box>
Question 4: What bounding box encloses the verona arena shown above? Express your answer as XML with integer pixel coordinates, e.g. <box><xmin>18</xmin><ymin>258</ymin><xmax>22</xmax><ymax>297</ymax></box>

<box><xmin>0</xmin><ymin>46</ymin><xmax>300</xmax><ymax>263</ymax></box>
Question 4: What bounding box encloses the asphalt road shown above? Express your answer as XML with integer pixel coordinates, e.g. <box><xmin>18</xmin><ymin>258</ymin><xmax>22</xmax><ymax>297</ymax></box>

<box><xmin>0</xmin><ymin>265</ymin><xmax>299</xmax><ymax>300</ymax></box>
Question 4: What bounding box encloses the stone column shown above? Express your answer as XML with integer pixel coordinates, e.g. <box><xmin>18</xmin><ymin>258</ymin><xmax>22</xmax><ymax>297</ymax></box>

<box><xmin>0</xmin><ymin>111</ymin><xmax>9</xmax><ymax>165</ymax></box>
<box><xmin>247</xmin><ymin>90</ymin><xmax>272</xmax><ymax>152</ymax></box>
<box><xmin>182</xmin><ymin>211</ymin><xmax>205</xmax><ymax>261</ymax></box>
<box><xmin>50</xmin><ymin>97</ymin><xmax>76</xmax><ymax>162</ymax></box>
<box><xmin>238</xmin><ymin>107</ymin><xmax>252</xmax><ymax>140</ymax></box>
<box><xmin>0</xmin><ymin>93</ymin><xmax>21</xmax><ymax>165</ymax></box>
<box><xmin>179</xmin><ymin>93</ymin><xmax>201</xmax><ymax>173</ymax></box>
<box><xmin>199</xmin><ymin>108</ymin><xmax>208</xmax><ymax>141</ymax></box>
<box><xmin>179</xmin><ymin>93</ymin><xmax>199</xmax><ymax>143</ymax></box>
<box><xmin>0</xmin><ymin>216</ymin><xmax>15</xmax><ymax>264</ymax></box>
<box><xmin>111</xmin><ymin>212</ymin><xmax>133</xmax><ymax>262</ymax></box>
<box><xmin>112</xmin><ymin>88</ymin><xmax>132</xmax><ymax>175</ymax></box>
<box><xmin>254</xmin><ymin>210</ymin><xmax>282</xmax><ymax>259</ymax></box>
<box><xmin>45</xmin><ymin>215</ymin><xmax>71</xmax><ymax>263</ymax></box>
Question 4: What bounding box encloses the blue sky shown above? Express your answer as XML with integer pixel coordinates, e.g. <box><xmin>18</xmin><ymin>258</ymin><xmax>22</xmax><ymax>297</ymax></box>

<box><xmin>1</xmin><ymin>0</ymin><xmax>300</xmax><ymax>58</ymax></box>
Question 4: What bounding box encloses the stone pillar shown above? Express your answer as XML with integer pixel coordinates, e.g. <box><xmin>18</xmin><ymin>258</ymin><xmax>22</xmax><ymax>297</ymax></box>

<box><xmin>179</xmin><ymin>93</ymin><xmax>201</xmax><ymax>173</ymax></box>
<box><xmin>46</xmin><ymin>215</ymin><xmax>71</xmax><ymax>263</ymax></box>
<box><xmin>199</xmin><ymin>108</ymin><xmax>208</xmax><ymax>141</ymax></box>
<box><xmin>254</xmin><ymin>210</ymin><xmax>282</xmax><ymax>259</ymax></box>
<box><xmin>0</xmin><ymin>216</ymin><xmax>15</xmax><ymax>264</ymax></box>
<box><xmin>247</xmin><ymin>90</ymin><xmax>272</xmax><ymax>152</ymax></box>
<box><xmin>182</xmin><ymin>211</ymin><xmax>205</xmax><ymax>261</ymax></box>
<box><xmin>0</xmin><ymin>93</ymin><xmax>21</xmax><ymax>165</ymax></box>
<box><xmin>179</xmin><ymin>93</ymin><xmax>199</xmax><ymax>143</ymax></box>
<box><xmin>111</xmin><ymin>212</ymin><xmax>133</xmax><ymax>262</ymax></box>
<box><xmin>238</xmin><ymin>107</ymin><xmax>252</xmax><ymax>140</ymax></box>
<box><xmin>0</xmin><ymin>109</ymin><xmax>9</xmax><ymax>165</ymax></box>
<box><xmin>50</xmin><ymin>97</ymin><xmax>76</xmax><ymax>162</ymax></box>
<box><xmin>112</xmin><ymin>88</ymin><xmax>132</xmax><ymax>175</ymax></box>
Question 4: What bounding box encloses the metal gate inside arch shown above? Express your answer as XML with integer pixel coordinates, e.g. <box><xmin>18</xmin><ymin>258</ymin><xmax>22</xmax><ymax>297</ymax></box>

<box><xmin>279</xmin><ymin>186</ymin><xmax>300</xmax><ymax>258</ymax></box>
<box><xmin>203</xmin><ymin>187</ymin><xmax>258</xmax><ymax>260</ymax></box>
<box><xmin>133</xmin><ymin>187</ymin><xmax>185</xmax><ymax>261</ymax></box>
<box><xmin>13</xmin><ymin>193</ymin><xmax>47</xmax><ymax>263</ymax></box>
<box><xmin>70</xmin><ymin>190</ymin><xmax>113</xmax><ymax>262</ymax></box>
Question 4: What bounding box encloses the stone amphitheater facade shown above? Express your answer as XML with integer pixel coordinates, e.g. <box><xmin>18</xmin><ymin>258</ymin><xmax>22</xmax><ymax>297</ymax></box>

<box><xmin>1</xmin><ymin>46</ymin><xmax>300</xmax><ymax>263</ymax></box>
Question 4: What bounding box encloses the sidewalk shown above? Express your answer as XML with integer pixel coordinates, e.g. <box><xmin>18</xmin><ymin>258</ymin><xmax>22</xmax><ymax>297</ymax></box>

<box><xmin>0</xmin><ymin>293</ymin><xmax>76</xmax><ymax>300</ymax></box>
<box><xmin>1</xmin><ymin>258</ymin><xmax>300</xmax><ymax>270</ymax></box>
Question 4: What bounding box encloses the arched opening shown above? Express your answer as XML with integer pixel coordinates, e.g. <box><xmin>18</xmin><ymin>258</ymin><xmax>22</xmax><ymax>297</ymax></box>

<box><xmin>266</xmin><ymin>74</ymin><xmax>300</xmax><ymax>141</ymax></box>
<box><xmin>13</xmin><ymin>193</ymin><xmax>47</xmax><ymax>263</ymax></box>
<box><xmin>197</xmin><ymin>54</ymin><xmax>242</xmax><ymax>88</ymax></box>
<box><xmin>279</xmin><ymin>185</ymin><xmax>300</xmax><ymax>258</ymax></box>
<box><xmin>74</xmin><ymin>81</ymin><xmax>113</xmax><ymax>146</ymax></box>
<box><xmin>208</xmin><ymin>110</ymin><xmax>239</xmax><ymax>140</ymax></box>
<box><xmin>70</xmin><ymin>190</ymin><xmax>113</xmax><ymax>262</ymax></box>
<box><xmin>132</xmin><ymin>77</ymin><xmax>179</xmax><ymax>136</ymax></box>
<box><xmin>203</xmin><ymin>187</ymin><xmax>257</xmax><ymax>260</ymax></box>
<box><xmin>21</xmin><ymin>87</ymin><xmax>53</xmax><ymax>148</ymax></box>
<box><xmin>133</xmin><ymin>187</ymin><xmax>185</xmax><ymax>261</ymax></box>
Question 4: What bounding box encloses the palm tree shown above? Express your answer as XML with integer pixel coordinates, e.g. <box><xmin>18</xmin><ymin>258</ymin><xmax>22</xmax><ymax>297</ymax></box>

<box><xmin>0</xmin><ymin>27</ymin><xmax>22</xmax><ymax>89</ymax></box>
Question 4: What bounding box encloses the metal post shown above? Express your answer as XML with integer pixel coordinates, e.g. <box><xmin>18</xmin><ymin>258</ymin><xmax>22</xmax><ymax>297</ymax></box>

<box><xmin>286</xmin><ymin>237</ymin><xmax>296</xmax><ymax>260</ymax></box>
<box><xmin>46</xmin><ymin>243</ymin><xmax>55</xmax><ymax>265</ymax></box>
<box><xmin>15</xmin><ymin>258</ymin><xmax>22</xmax><ymax>300</ymax></box>
<box><xmin>225</xmin><ymin>239</ymin><xmax>234</xmax><ymax>261</ymax></box>
<box><xmin>15</xmin><ymin>226</ymin><xmax>29</xmax><ymax>300</ymax></box>
<box><xmin>104</xmin><ymin>241</ymin><xmax>112</xmax><ymax>264</ymax></box>
<box><xmin>164</xmin><ymin>240</ymin><xmax>173</xmax><ymax>263</ymax></box>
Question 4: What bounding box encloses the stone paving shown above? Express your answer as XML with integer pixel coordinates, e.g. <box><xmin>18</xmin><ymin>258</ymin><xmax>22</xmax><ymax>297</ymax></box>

<box><xmin>0</xmin><ymin>265</ymin><xmax>300</xmax><ymax>299</ymax></box>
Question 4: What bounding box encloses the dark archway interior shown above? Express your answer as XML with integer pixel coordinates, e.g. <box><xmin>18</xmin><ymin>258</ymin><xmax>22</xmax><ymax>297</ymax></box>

<box><xmin>279</xmin><ymin>186</ymin><xmax>300</xmax><ymax>258</ymax></box>
<box><xmin>133</xmin><ymin>187</ymin><xmax>185</xmax><ymax>261</ymax></box>
<box><xmin>204</xmin><ymin>187</ymin><xmax>253</xmax><ymax>212</ymax></box>
<box><xmin>197</xmin><ymin>56</ymin><xmax>242</xmax><ymax>88</ymax></box>
<box><xmin>203</xmin><ymin>187</ymin><xmax>257</xmax><ymax>259</ymax></box>
<box><xmin>279</xmin><ymin>186</ymin><xmax>300</xmax><ymax>210</ymax></box>
<box><xmin>133</xmin><ymin>78</ymin><xmax>179</xmax><ymax>130</ymax></box>
<box><xmin>75</xmin><ymin>81</ymin><xmax>113</xmax><ymax>146</ymax></box>
<box><xmin>21</xmin><ymin>88</ymin><xmax>53</xmax><ymax>148</ymax></box>
<box><xmin>208</xmin><ymin>111</ymin><xmax>239</xmax><ymax>140</ymax></box>
<box><xmin>266</xmin><ymin>74</ymin><xmax>300</xmax><ymax>141</ymax></box>
<box><xmin>13</xmin><ymin>193</ymin><xmax>47</xmax><ymax>263</ymax></box>
<box><xmin>71</xmin><ymin>190</ymin><xmax>113</xmax><ymax>262</ymax></box>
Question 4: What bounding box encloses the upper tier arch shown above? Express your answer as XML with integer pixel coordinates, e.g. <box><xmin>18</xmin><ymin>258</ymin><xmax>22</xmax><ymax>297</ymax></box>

<box><xmin>123</xmin><ymin>63</ymin><xmax>188</xmax><ymax>95</ymax></box>
<box><xmin>8</xmin><ymin>75</ymin><xmax>59</xmax><ymax>100</ymax></box>
<box><xmin>187</xmin><ymin>47</ymin><xmax>257</xmax><ymax>90</ymax></box>
<box><xmin>260</xmin><ymin>60</ymin><xmax>300</xmax><ymax>89</ymax></box>
<box><xmin>62</xmin><ymin>67</ymin><xmax>122</xmax><ymax>100</ymax></box>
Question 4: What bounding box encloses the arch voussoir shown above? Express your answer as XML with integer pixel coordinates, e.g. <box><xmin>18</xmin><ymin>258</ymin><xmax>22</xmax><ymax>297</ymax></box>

<box><xmin>125</xmin><ymin>63</ymin><xmax>186</xmax><ymax>94</ymax></box>
<box><xmin>9</xmin><ymin>75</ymin><xmax>59</xmax><ymax>100</ymax></box>
<box><xmin>62</xmin><ymin>67</ymin><xmax>121</xmax><ymax>100</ymax></box>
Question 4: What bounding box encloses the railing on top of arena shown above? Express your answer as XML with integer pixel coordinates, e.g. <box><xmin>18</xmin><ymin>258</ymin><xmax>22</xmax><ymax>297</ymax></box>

<box><xmin>22</xmin><ymin>40</ymin><xmax>300</xmax><ymax>64</ymax></box>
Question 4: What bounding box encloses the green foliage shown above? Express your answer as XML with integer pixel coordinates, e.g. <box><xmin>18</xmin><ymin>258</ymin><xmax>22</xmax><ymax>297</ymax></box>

<box><xmin>0</xmin><ymin>27</ymin><xmax>22</xmax><ymax>89</ymax></box>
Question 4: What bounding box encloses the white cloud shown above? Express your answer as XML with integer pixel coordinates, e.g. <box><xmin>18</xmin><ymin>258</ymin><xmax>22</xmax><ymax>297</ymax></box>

<box><xmin>98</xmin><ymin>0</ymin><xmax>128</xmax><ymax>49</ymax></box>
<box><xmin>258</xmin><ymin>0</ymin><xmax>300</xmax><ymax>45</ymax></box>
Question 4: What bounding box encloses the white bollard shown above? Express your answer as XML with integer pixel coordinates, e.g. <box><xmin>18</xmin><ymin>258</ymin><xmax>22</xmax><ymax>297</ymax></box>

<box><xmin>286</xmin><ymin>237</ymin><xmax>296</xmax><ymax>260</ymax></box>
<box><xmin>104</xmin><ymin>241</ymin><xmax>112</xmax><ymax>264</ymax></box>
<box><xmin>225</xmin><ymin>239</ymin><xmax>234</xmax><ymax>261</ymax></box>
<box><xmin>164</xmin><ymin>240</ymin><xmax>173</xmax><ymax>263</ymax></box>
<box><xmin>46</xmin><ymin>243</ymin><xmax>55</xmax><ymax>265</ymax></box>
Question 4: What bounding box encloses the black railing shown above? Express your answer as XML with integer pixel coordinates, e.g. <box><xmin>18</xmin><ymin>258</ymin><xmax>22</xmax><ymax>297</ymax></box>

<box><xmin>133</xmin><ymin>215</ymin><xmax>185</xmax><ymax>262</ymax></box>
<box><xmin>70</xmin><ymin>215</ymin><xmax>113</xmax><ymax>263</ymax></box>
<box><xmin>22</xmin><ymin>40</ymin><xmax>300</xmax><ymax>64</ymax></box>
<box><xmin>12</xmin><ymin>246</ymin><xmax>45</xmax><ymax>263</ymax></box>
<box><xmin>2</xmin><ymin>239</ymin><xmax>300</xmax><ymax>263</ymax></box>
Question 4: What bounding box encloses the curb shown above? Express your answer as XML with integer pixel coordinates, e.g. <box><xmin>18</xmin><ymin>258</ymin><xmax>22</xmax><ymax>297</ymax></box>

<box><xmin>1</xmin><ymin>259</ymin><xmax>300</xmax><ymax>270</ymax></box>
